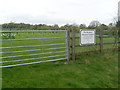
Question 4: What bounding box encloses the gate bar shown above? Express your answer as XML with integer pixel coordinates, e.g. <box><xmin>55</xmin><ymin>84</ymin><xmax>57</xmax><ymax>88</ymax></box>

<box><xmin>0</xmin><ymin>30</ymin><xmax>66</xmax><ymax>33</ymax></box>
<box><xmin>0</xmin><ymin>58</ymin><xmax>66</xmax><ymax>68</ymax></box>
<box><xmin>1</xmin><ymin>37</ymin><xmax>65</xmax><ymax>41</ymax></box>
<box><xmin>1</xmin><ymin>43</ymin><xmax>65</xmax><ymax>49</ymax></box>
<box><xmin>0</xmin><ymin>47</ymin><xmax>66</xmax><ymax>54</ymax></box>
<box><xmin>1</xmin><ymin>51</ymin><xmax>66</xmax><ymax>59</ymax></box>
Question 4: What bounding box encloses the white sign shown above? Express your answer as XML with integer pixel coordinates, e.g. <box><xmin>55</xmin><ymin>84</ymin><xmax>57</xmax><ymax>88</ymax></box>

<box><xmin>80</xmin><ymin>29</ymin><xmax>96</xmax><ymax>46</ymax></box>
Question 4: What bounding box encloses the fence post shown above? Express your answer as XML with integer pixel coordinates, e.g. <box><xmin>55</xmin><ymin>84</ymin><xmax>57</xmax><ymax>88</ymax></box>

<box><xmin>66</xmin><ymin>29</ymin><xmax>70</xmax><ymax>61</ymax></box>
<box><xmin>71</xmin><ymin>28</ymin><xmax>76</xmax><ymax>60</ymax></box>
<box><xmin>99</xmin><ymin>29</ymin><xmax>103</xmax><ymax>52</ymax></box>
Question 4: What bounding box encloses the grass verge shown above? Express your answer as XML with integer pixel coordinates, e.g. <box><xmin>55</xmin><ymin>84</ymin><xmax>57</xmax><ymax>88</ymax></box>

<box><xmin>2</xmin><ymin>50</ymin><xmax>118</xmax><ymax>88</ymax></box>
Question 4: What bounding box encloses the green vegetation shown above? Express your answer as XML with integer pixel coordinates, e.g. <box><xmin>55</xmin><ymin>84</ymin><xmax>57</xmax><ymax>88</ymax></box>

<box><xmin>2</xmin><ymin>50</ymin><xmax>118</xmax><ymax>88</ymax></box>
<box><xmin>2</xmin><ymin>22</ymin><xmax>118</xmax><ymax>36</ymax></box>
<box><xmin>1</xmin><ymin>29</ymin><xmax>118</xmax><ymax>88</ymax></box>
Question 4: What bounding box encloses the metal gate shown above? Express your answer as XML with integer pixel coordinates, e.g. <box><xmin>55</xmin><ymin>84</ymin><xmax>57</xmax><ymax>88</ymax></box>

<box><xmin>0</xmin><ymin>30</ymin><xmax>69</xmax><ymax>68</ymax></box>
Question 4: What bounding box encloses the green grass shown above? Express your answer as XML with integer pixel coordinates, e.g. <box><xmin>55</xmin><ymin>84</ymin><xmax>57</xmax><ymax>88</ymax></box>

<box><xmin>1</xmin><ymin>31</ymin><xmax>118</xmax><ymax>88</ymax></box>
<box><xmin>2</xmin><ymin>50</ymin><xmax>118</xmax><ymax>88</ymax></box>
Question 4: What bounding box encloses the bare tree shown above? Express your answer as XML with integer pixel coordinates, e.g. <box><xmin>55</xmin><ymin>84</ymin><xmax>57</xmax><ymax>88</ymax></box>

<box><xmin>89</xmin><ymin>20</ymin><xmax>101</xmax><ymax>28</ymax></box>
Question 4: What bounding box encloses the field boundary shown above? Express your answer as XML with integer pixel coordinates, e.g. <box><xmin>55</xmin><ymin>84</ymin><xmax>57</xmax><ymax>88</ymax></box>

<box><xmin>69</xmin><ymin>29</ymin><xmax>119</xmax><ymax>60</ymax></box>
<box><xmin>1</xmin><ymin>29</ymin><xmax>119</xmax><ymax>67</ymax></box>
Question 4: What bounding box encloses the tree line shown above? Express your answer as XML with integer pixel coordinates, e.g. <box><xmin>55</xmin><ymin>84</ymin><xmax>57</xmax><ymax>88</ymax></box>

<box><xmin>1</xmin><ymin>20</ymin><xmax>119</xmax><ymax>36</ymax></box>
<box><xmin>1</xmin><ymin>21</ymin><xmax>116</xmax><ymax>30</ymax></box>
<box><xmin>1</xmin><ymin>22</ymin><xmax>87</xmax><ymax>30</ymax></box>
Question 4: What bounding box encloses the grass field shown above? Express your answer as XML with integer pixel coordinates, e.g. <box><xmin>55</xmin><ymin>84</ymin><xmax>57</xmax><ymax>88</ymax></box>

<box><xmin>0</xmin><ymin>31</ymin><xmax>118</xmax><ymax>88</ymax></box>
<box><xmin>2</xmin><ymin>50</ymin><xmax>118</xmax><ymax>88</ymax></box>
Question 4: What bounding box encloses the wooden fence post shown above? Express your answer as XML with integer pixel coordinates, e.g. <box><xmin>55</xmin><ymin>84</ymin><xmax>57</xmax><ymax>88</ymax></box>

<box><xmin>71</xmin><ymin>28</ymin><xmax>76</xmax><ymax>60</ymax></box>
<box><xmin>99</xmin><ymin>29</ymin><xmax>103</xmax><ymax>52</ymax></box>
<box><xmin>67</xmin><ymin>29</ymin><xmax>70</xmax><ymax>61</ymax></box>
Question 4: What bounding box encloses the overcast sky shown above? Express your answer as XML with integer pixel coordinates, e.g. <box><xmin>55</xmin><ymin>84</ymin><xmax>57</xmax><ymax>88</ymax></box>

<box><xmin>0</xmin><ymin>0</ymin><xmax>119</xmax><ymax>26</ymax></box>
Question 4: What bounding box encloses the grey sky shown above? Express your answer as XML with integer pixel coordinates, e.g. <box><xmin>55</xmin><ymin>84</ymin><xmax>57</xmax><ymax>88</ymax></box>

<box><xmin>0</xmin><ymin>0</ymin><xmax>119</xmax><ymax>26</ymax></box>
<box><xmin>118</xmin><ymin>1</ymin><xmax>120</xmax><ymax>20</ymax></box>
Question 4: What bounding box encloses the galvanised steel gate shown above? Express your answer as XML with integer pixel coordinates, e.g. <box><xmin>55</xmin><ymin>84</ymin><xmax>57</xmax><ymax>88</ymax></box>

<box><xmin>0</xmin><ymin>30</ymin><xmax>69</xmax><ymax>68</ymax></box>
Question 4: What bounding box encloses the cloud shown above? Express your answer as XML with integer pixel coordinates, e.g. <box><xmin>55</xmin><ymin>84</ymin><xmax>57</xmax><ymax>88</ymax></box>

<box><xmin>0</xmin><ymin>0</ymin><xmax>119</xmax><ymax>25</ymax></box>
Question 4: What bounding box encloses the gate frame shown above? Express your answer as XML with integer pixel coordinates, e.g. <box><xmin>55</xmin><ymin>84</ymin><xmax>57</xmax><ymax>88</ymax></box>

<box><xmin>0</xmin><ymin>30</ymin><xmax>69</xmax><ymax>68</ymax></box>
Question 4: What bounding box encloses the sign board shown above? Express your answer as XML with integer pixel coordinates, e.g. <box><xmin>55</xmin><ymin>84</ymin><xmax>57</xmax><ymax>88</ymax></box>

<box><xmin>80</xmin><ymin>29</ymin><xmax>96</xmax><ymax>46</ymax></box>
